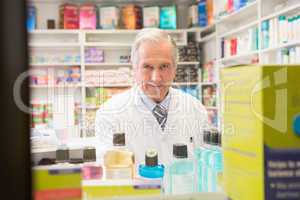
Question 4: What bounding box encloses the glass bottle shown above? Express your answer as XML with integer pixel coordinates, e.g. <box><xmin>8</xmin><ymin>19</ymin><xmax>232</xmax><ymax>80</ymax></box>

<box><xmin>103</xmin><ymin>133</ymin><xmax>135</xmax><ymax>179</ymax></box>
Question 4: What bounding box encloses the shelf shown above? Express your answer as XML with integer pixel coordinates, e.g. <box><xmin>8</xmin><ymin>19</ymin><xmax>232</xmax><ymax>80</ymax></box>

<box><xmin>85</xmin><ymin>62</ymin><xmax>131</xmax><ymax>67</ymax></box>
<box><xmin>199</xmin><ymin>33</ymin><xmax>216</xmax><ymax>43</ymax></box>
<box><xmin>30</xmin><ymin>63</ymin><xmax>81</xmax><ymax>67</ymax></box>
<box><xmin>219</xmin><ymin>50</ymin><xmax>259</xmax><ymax>63</ymax></box>
<box><xmin>217</xmin><ymin>1</ymin><xmax>258</xmax><ymax>24</ymax></box>
<box><xmin>84</xmin><ymin>42</ymin><xmax>132</xmax><ymax>48</ymax></box>
<box><xmin>177</xmin><ymin>61</ymin><xmax>199</xmax><ymax>65</ymax></box>
<box><xmin>172</xmin><ymin>82</ymin><xmax>199</xmax><ymax>86</ymax></box>
<box><xmin>85</xmin><ymin>84</ymin><xmax>132</xmax><ymax>88</ymax></box>
<box><xmin>31</xmin><ymin>147</ymin><xmax>57</xmax><ymax>154</ymax></box>
<box><xmin>205</xmin><ymin>106</ymin><xmax>218</xmax><ymax>110</ymax></box>
<box><xmin>187</xmin><ymin>24</ymin><xmax>215</xmax><ymax>33</ymax></box>
<box><xmin>260</xmin><ymin>40</ymin><xmax>300</xmax><ymax>54</ymax></box>
<box><xmin>83</xmin><ymin>105</ymin><xmax>101</xmax><ymax>110</ymax></box>
<box><xmin>29</xmin><ymin>43</ymin><xmax>80</xmax><ymax>48</ymax></box>
<box><xmin>30</xmin><ymin>84</ymin><xmax>82</xmax><ymax>88</ymax></box>
<box><xmin>218</xmin><ymin>20</ymin><xmax>258</xmax><ymax>38</ymax></box>
<box><xmin>29</xmin><ymin>29</ymin><xmax>80</xmax><ymax>34</ymax></box>
<box><xmin>261</xmin><ymin>3</ymin><xmax>300</xmax><ymax>22</ymax></box>
<box><xmin>200</xmin><ymin>82</ymin><xmax>217</xmax><ymax>86</ymax></box>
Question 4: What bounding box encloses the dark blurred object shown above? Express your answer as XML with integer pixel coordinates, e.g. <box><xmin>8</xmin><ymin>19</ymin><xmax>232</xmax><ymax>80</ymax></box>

<box><xmin>0</xmin><ymin>0</ymin><xmax>31</xmax><ymax>199</ymax></box>
<box><xmin>38</xmin><ymin>158</ymin><xmax>56</xmax><ymax>165</ymax></box>
<box><xmin>47</xmin><ymin>19</ymin><xmax>55</xmax><ymax>29</ymax></box>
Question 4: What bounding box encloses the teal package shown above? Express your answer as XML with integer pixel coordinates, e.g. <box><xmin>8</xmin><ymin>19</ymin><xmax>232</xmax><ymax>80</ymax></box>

<box><xmin>159</xmin><ymin>6</ymin><xmax>177</xmax><ymax>29</ymax></box>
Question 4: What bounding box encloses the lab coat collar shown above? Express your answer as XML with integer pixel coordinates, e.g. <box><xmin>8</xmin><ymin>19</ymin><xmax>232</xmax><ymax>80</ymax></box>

<box><xmin>137</xmin><ymin>86</ymin><xmax>171</xmax><ymax>112</ymax></box>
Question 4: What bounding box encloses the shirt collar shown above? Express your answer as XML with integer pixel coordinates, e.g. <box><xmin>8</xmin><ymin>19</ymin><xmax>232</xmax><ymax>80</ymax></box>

<box><xmin>137</xmin><ymin>86</ymin><xmax>171</xmax><ymax>111</ymax></box>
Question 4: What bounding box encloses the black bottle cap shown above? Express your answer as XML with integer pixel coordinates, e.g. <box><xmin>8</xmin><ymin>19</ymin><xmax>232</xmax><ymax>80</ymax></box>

<box><xmin>203</xmin><ymin>130</ymin><xmax>210</xmax><ymax>144</ymax></box>
<box><xmin>83</xmin><ymin>146</ymin><xmax>96</xmax><ymax>162</ymax></box>
<box><xmin>113</xmin><ymin>133</ymin><xmax>125</xmax><ymax>146</ymax></box>
<box><xmin>211</xmin><ymin>129</ymin><xmax>219</xmax><ymax>145</ymax></box>
<box><xmin>173</xmin><ymin>143</ymin><xmax>188</xmax><ymax>158</ymax></box>
<box><xmin>218</xmin><ymin>132</ymin><xmax>222</xmax><ymax>146</ymax></box>
<box><xmin>145</xmin><ymin>149</ymin><xmax>158</xmax><ymax>167</ymax></box>
<box><xmin>56</xmin><ymin>147</ymin><xmax>69</xmax><ymax>163</ymax></box>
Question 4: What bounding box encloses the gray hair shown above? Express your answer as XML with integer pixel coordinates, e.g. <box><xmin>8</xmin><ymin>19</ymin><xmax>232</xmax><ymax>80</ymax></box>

<box><xmin>131</xmin><ymin>28</ymin><xmax>177</xmax><ymax>68</ymax></box>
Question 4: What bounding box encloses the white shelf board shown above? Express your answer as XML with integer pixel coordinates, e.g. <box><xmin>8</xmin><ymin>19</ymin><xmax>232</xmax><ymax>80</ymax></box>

<box><xmin>172</xmin><ymin>82</ymin><xmax>199</xmax><ymax>86</ymax></box>
<box><xmin>199</xmin><ymin>33</ymin><xmax>216</xmax><ymax>43</ymax></box>
<box><xmin>84</xmin><ymin>29</ymin><xmax>186</xmax><ymax>34</ymax></box>
<box><xmin>84</xmin><ymin>42</ymin><xmax>132</xmax><ymax>48</ymax></box>
<box><xmin>83</xmin><ymin>105</ymin><xmax>101</xmax><ymax>110</ymax></box>
<box><xmin>85</xmin><ymin>62</ymin><xmax>132</xmax><ymax>67</ymax></box>
<box><xmin>200</xmin><ymin>82</ymin><xmax>217</xmax><ymax>86</ymax></box>
<box><xmin>30</xmin><ymin>63</ymin><xmax>80</xmax><ymax>67</ymax></box>
<box><xmin>177</xmin><ymin>61</ymin><xmax>199</xmax><ymax>65</ymax></box>
<box><xmin>29</xmin><ymin>29</ymin><xmax>80</xmax><ymax>34</ymax></box>
<box><xmin>218</xmin><ymin>20</ymin><xmax>258</xmax><ymax>38</ymax></box>
<box><xmin>30</xmin><ymin>84</ymin><xmax>82</xmax><ymax>88</ymax></box>
<box><xmin>29</xmin><ymin>43</ymin><xmax>80</xmax><ymax>48</ymax></box>
<box><xmin>260</xmin><ymin>40</ymin><xmax>300</xmax><ymax>54</ymax></box>
<box><xmin>205</xmin><ymin>106</ymin><xmax>218</xmax><ymax>110</ymax></box>
<box><xmin>217</xmin><ymin>1</ymin><xmax>258</xmax><ymax>24</ymax></box>
<box><xmin>187</xmin><ymin>24</ymin><xmax>215</xmax><ymax>33</ymax></box>
<box><xmin>261</xmin><ymin>3</ymin><xmax>300</xmax><ymax>22</ymax></box>
<box><xmin>31</xmin><ymin>147</ymin><xmax>57</xmax><ymax>154</ymax></box>
<box><xmin>219</xmin><ymin>50</ymin><xmax>259</xmax><ymax>63</ymax></box>
<box><xmin>85</xmin><ymin>84</ymin><xmax>132</xmax><ymax>88</ymax></box>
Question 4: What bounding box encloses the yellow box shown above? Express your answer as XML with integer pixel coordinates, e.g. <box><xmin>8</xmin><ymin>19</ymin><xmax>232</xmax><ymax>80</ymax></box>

<box><xmin>221</xmin><ymin>65</ymin><xmax>300</xmax><ymax>200</ymax></box>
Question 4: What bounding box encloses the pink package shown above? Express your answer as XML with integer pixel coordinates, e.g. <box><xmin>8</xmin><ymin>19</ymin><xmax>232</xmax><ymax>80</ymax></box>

<box><xmin>80</xmin><ymin>4</ymin><xmax>96</xmax><ymax>29</ymax></box>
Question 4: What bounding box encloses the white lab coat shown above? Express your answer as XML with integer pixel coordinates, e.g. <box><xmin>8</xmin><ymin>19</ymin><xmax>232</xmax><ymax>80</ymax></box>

<box><xmin>95</xmin><ymin>86</ymin><xmax>208</xmax><ymax>165</ymax></box>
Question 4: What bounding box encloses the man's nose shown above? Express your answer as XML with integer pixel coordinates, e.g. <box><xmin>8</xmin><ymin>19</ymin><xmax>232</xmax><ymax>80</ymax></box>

<box><xmin>150</xmin><ymin>69</ymin><xmax>162</xmax><ymax>83</ymax></box>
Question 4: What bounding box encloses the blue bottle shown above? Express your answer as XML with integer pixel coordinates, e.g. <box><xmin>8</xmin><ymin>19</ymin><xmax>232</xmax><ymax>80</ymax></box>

<box><xmin>139</xmin><ymin>149</ymin><xmax>164</xmax><ymax>179</ymax></box>
<box><xmin>168</xmin><ymin>143</ymin><xmax>195</xmax><ymax>194</ymax></box>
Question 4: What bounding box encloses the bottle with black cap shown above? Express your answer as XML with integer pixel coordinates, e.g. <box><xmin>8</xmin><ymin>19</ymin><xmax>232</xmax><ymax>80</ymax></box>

<box><xmin>103</xmin><ymin>133</ymin><xmax>135</xmax><ymax>179</ymax></box>
<box><xmin>168</xmin><ymin>143</ymin><xmax>195</xmax><ymax>194</ymax></box>
<box><xmin>138</xmin><ymin>149</ymin><xmax>164</xmax><ymax>178</ymax></box>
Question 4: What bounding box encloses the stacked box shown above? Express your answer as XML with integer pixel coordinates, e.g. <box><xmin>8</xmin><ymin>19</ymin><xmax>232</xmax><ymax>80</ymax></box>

<box><xmin>99</xmin><ymin>6</ymin><xmax>119</xmax><ymax>29</ymax></box>
<box><xmin>121</xmin><ymin>5</ymin><xmax>143</xmax><ymax>29</ymax></box>
<box><xmin>143</xmin><ymin>6</ymin><xmax>160</xmax><ymax>28</ymax></box>
<box><xmin>27</xmin><ymin>5</ymin><xmax>36</xmax><ymax>31</ymax></box>
<box><xmin>160</xmin><ymin>6</ymin><xmax>177</xmax><ymax>29</ymax></box>
<box><xmin>59</xmin><ymin>4</ymin><xmax>79</xmax><ymax>29</ymax></box>
<box><xmin>79</xmin><ymin>4</ymin><xmax>96</xmax><ymax>29</ymax></box>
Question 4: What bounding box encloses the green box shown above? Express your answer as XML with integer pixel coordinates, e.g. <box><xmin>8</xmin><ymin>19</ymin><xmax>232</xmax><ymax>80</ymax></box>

<box><xmin>221</xmin><ymin>65</ymin><xmax>300</xmax><ymax>200</ymax></box>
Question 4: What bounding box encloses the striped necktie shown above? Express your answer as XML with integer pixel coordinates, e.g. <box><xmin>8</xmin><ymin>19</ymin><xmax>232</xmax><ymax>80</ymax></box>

<box><xmin>152</xmin><ymin>104</ymin><xmax>168</xmax><ymax>131</ymax></box>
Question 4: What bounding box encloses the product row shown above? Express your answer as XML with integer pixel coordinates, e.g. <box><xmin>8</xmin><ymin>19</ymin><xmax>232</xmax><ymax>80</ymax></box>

<box><xmin>221</xmin><ymin>27</ymin><xmax>259</xmax><ymax>58</ymax></box>
<box><xmin>261</xmin><ymin>13</ymin><xmax>300</xmax><ymax>49</ymax></box>
<box><xmin>216</xmin><ymin>0</ymin><xmax>255</xmax><ymax>19</ymax></box>
<box><xmin>27</xmin><ymin>1</ymin><xmax>214</xmax><ymax>31</ymax></box>
<box><xmin>30</xmin><ymin>67</ymin><xmax>81</xmax><ymax>86</ymax></box>
<box><xmin>35</xmin><ymin>132</ymin><xmax>223</xmax><ymax>194</ymax></box>
<box><xmin>30</xmin><ymin>100</ymin><xmax>81</xmax><ymax>128</ymax></box>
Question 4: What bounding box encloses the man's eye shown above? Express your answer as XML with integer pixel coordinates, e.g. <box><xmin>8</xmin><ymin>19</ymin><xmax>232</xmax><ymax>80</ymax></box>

<box><xmin>143</xmin><ymin>65</ymin><xmax>152</xmax><ymax>69</ymax></box>
<box><xmin>160</xmin><ymin>64</ymin><xmax>170</xmax><ymax>69</ymax></box>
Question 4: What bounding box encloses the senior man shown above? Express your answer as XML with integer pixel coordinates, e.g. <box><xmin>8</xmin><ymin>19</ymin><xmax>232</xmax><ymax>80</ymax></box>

<box><xmin>95</xmin><ymin>28</ymin><xmax>208</xmax><ymax>164</ymax></box>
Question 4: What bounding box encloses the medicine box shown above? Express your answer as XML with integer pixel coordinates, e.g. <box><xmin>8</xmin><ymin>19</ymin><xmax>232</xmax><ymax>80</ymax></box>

<box><xmin>221</xmin><ymin>65</ymin><xmax>300</xmax><ymax>200</ymax></box>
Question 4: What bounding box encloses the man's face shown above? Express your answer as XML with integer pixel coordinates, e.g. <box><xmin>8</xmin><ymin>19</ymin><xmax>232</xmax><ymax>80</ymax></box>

<box><xmin>134</xmin><ymin>41</ymin><xmax>176</xmax><ymax>103</ymax></box>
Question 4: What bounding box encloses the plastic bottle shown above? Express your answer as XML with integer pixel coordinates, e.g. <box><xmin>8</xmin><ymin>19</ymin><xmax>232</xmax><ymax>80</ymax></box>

<box><xmin>168</xmin><ymin>143</ymin><xmax>195</xmax><ymax>194</ymax></box>
<box><xmin>279</xmin><ymin>15</ymin><xmax>288</xmax><ymax>44</ymax></box>
<box><xmin>139</xmin><ymin>149</ymin><xmax>164</xmax><ymax>179</ymax></box>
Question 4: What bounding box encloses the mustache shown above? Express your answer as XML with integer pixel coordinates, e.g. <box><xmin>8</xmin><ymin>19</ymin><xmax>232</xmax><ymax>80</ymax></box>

<box><xmin>144</xmin><ymin>81</ymin><xmax>172</xmax><ymax>87</ymax></box>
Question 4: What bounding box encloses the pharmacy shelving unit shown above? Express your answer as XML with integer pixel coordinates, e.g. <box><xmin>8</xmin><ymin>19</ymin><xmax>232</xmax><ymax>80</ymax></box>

<box><xmin>212</xmin><ymin>0</ymin><xmax>300</xmax><ymax>132</ymax></box>
<box><xmin>29</xmin><ymin>27</ymin><xmax>212</xmax><ymax>138</ymax></box>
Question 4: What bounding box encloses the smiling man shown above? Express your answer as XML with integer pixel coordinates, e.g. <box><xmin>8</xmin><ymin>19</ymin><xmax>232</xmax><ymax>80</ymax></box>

<box><xmin>95</xmin><ymin>28</ymin><xmax>208</xmax><ymax>164</ymax></box>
